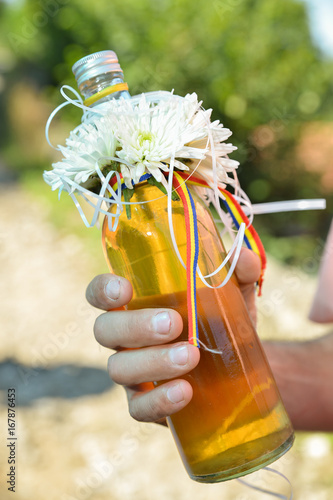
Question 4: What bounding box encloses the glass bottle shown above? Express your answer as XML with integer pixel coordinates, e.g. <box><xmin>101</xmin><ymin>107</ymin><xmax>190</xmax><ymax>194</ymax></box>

<box><xmin>72</xmin><ymin>50</ymin><xmax>131</xmax><ymax>108</ymax></box>
<box><xmin>73</xmin><ymin>51</ymin><xmax>294</xmax><ymax>483</ymax></box>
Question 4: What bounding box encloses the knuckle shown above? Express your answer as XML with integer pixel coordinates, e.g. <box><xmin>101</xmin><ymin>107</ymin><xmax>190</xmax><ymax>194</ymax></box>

<box><xmin>150</xmin><ymin>391</ymin><xmax>175</xmax><ymax>421</ymax></box>
<box><xmin>147</xmin><ymin>398</ymin><xmax>165</xmax><ymax>422</ymax></box>
<box><xmin>124</xmin><ymin>311</ymin><xmax>150</xmax><ymax>345</ymax></box>
<box><xmin>129</xmin><ymin>392</ymin><xmax>168</xmax><ymax>423</ymax></box>
<box><xmin>128</xmin><ymin>401</ymin><xmax>142</xmax><ymax>422</ymax></box>
<box><xmin>86</xmin><ymin>275</ymin><xmax>106</xmax><ymax>307</ymax></box>
<box><xmin>155</xmin><ymin>394</ymin><xmax>172</xmax><ymax>419</ymax></box>
<box><xmin>122</xmin><ymin>314</ymin><xmax>135</xmax><ymax>340</ymax></box>
<box><xmin>107</xmin><ymin>354</ymin><xmax>122</xmax><ymax>384</ymax></box>
<box><xmin>93</xmin><ymin>314</ymin><xmax>106</xmax><ymax>344</ymax></box>
<box><xmin>130</xmin><ymin>310</ymin><xmax>148</xmax><ymax>337</ymax></box>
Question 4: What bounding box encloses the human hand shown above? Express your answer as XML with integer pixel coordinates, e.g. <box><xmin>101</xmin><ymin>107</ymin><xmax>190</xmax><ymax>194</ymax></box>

<box><xmin>86</xmin><ymin>248</ymin><xmax>261</xmax><ymax>424</ymax></box>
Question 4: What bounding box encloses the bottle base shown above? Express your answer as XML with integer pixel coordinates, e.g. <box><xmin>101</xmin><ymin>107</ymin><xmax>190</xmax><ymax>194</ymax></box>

<box><xmin>188</xmin><ymin>432</ymin><xmax>294</xmax><ymax>483</ymax></box>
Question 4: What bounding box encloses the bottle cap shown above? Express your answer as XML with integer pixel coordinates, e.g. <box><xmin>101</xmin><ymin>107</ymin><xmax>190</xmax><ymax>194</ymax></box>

<box><xmin>72</xmin><ymin>50</ymin><xmax>123</xmax><ymax>87</ymax></box>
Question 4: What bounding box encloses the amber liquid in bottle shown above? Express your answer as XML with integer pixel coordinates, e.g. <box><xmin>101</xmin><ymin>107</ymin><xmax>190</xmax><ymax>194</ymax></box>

<box><xmin>102</xmin><ymin>182</ymin><xmax>294</xmax><ymax>482</ymax></box>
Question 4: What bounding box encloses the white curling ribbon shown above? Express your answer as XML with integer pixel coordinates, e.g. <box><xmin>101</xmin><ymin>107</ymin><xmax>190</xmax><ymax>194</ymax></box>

<box><xmin>56</xmin><ymin>163</ymin><xmax>124</xmax><ymax>230</ymax></box>
<box><xmin>205</xmin><ymin>188</ymin><xmax>240</xmax><ymax>234</ymax></box>
<box><xmin>166</xmin><ymin>152</ymin><xmax>245</xmax><ymax>287</ymax></box>
<box><xmin>196</xmin><ymin>222</ymin><xmax>245</xmax><ymax>287</ymax></box>
<box><xmin>164</xmin><ymin>104</ymin><xmax>243</xmax><ymax>286</ymax></box>
<box><xmin>45</xmin><ymin>85</ymin><xmax>103</xmax><ymax>149</ymax></box>
<box><xmin>194</xmin><ymin>105</ymin><xmax>255</xmax><ymax>233</ymax></box>
<box><xmin>250</xmin><ymin>198</ymin><xmax>326</xmax><ymax>215</ymax></box>
<box><xmin>237</xmin><ymin>466</ymin><xmax>293</xmax><ymax>500</ymax></box>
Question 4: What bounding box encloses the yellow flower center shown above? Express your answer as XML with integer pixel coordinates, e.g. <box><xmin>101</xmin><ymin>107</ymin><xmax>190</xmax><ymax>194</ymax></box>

<box><xmin>138</xmin><ymin>131</ymin><xmax>153</xmax><ymax>146</ymax></box>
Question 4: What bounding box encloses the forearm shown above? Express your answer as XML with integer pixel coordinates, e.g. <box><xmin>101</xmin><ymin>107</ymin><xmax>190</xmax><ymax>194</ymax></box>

<box><xmin>263</xmin><ymin>333</ymin><xmax>333</xmax><ymax>432</ymax></box>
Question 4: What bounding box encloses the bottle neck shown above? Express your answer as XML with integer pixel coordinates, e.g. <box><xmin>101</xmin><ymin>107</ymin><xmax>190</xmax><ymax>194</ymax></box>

<box><xmin>79</xmin><ymin>71</ymin><xmax>131</xmax><ymax>107</ymax></box>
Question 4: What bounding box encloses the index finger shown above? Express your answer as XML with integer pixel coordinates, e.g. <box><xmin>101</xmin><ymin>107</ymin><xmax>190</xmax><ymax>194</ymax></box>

<box><xmin>86</xmin><ymin>274</ymin><xmax>133</xmax><ymax>311</ymax></box>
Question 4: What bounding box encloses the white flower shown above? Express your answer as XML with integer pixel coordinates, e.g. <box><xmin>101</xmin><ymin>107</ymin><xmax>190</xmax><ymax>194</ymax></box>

<box><xmin>43</xmin><ymin>116</ymin><xmax>118</xmax><ymax>192</ymax></box>
<box><xmin>44</xmin><ymin>91</ymin><xmax>239</xmax><ymax>194</ymax></box>
<box><xmin>111</xmin><ymin>92</ymin><xmax>239</xmax><ymax>188</ymax></box>
<box><xmin>107</xmin><ymin>94</ymin><xmax>202</xmax><ymax>187</ymax></box>
<box><xmin>185</xmin><ymin>118</ymin><xmax>239</xmax><ymax>186</ymax></box>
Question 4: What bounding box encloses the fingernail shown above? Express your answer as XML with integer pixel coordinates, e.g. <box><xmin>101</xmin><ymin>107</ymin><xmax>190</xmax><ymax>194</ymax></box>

<box><xmin>167</xmin><ymin>383</ymin><xmax>185</xmax><ymax>404</ymax></box>
<box><xmin>152</xmin><ymin>312</ymin><xmax>171</xmax><ymax>334</ymax></box>
<box><xmin>105</xmin><ymin>279</ymin><xmax>120</xmax><ymax>300</ymax></box>
<box><xmin>169</xmin><ymin>345</ymin><xmax>188</xmax><ymax>365</ymax></box>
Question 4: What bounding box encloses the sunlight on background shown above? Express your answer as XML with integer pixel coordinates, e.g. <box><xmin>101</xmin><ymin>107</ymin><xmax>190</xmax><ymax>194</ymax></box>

<box><xmin>301</xmin><ymin>0</ymin><xmax>333</xmax><ymax>58</ymax></box>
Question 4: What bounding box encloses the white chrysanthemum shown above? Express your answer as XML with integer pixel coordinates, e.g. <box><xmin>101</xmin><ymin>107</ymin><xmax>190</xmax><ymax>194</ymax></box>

<box><xmin>44</xmin><ymin>91</ymin><xmax>239</xmax><ymax>194</ymax></box>
<box><xmin>187</xmin><ymin>119</ymin><xmax>240</xmax><ymax>186</ymax></box>
<box><xmin>105</xmin><ymin>93</ymin><xmax>211</xmax><ymax>187</ymax></box>
<box><xmin>180</xmin><ymin>131</ymin><xmax>238</xmax><ymax>190</ymax></box>
<box><xmin>43</xmin><ymin>116</ymin><xmax>118</xmax><ymax>191</ymax></box>
<box><xmin>112</xmin><ymin>93</ymin><xmax>238</xmax><ymax>188</ymax></box>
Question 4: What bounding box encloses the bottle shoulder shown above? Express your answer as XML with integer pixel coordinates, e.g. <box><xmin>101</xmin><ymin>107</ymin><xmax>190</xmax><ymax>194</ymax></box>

<box><xmin>105</xmin><ymin>181</ymin><xmax>213</xmax><ymax>228</ymax></box>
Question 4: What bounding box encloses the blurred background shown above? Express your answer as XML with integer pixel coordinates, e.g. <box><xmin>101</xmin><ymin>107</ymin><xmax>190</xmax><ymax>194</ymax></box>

<box><xmin>0</xmin><ymin>0</ymin><xmax>332</xmax><ymax>499</ymax></box>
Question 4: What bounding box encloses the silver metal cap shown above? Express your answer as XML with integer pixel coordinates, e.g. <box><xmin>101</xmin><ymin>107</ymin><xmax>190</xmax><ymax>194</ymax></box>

<box><xmin>72</xmin><ymin>50</ymin><xmax>123</xmax><ymax>87</ymax></box>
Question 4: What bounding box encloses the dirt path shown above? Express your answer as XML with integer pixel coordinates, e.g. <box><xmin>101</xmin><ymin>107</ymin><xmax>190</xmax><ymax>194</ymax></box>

<box><xmin>0</xmin><ymin>185</ymin><xmax>332</xmax><ymax>500</ymax></box>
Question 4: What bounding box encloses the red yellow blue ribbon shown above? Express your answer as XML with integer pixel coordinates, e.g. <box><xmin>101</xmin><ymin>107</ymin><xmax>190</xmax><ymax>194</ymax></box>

<box><xmin>174</xmin><ymin>171</ymin><xmax>267</xmax><ymax>296</ymax></box>
<box><xmin>108</xmin><ymin>170</ymin><xmax>266</xmax><ymax>348</ymax></box>
<box><xmin>172</xmin><ymin>172</ymin><xmax>200</xmax><ymax>347</ymax></box>
<box><xmin>109</xmin><ymin>172</ymin><xmax>151</xmax><ymax>193</ymax></box>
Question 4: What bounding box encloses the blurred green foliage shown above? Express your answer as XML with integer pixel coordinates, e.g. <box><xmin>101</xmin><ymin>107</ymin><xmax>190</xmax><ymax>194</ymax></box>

<box><xmin>0</xmin><ymin>0</ymin><xmax>332</xmax><ymax>266</ymax></box>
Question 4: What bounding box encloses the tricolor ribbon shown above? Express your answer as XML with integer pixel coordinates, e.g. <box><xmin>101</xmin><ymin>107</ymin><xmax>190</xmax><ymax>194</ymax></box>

<box><xmin>172</xmin><ymin>172</ymin><xmax>200</xmax><ymax>347</ymax></box>
<box><xmin>170</xmin><ymin>171</ymin><xmax>266</xmax><ymax>347</ymax></box>
<box><xmin>174</xmin><ymin>171</ymin><xmax>267</xmax><ymax>295</ymax></box>
<box><xmin>108</xmin><ymin>170</ymin><xmax>266</xmax><ymax>348</ymax></box>
<box><xmin>109</xmin><ymin>172</ymin><xmax>151</xmax><ymax>193</ymax></box>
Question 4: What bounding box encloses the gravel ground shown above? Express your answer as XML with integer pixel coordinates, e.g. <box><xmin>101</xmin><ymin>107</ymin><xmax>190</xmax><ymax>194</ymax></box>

<box><xmin>0</xmin><ymin>185</ymin><xmax>332</xmax><ymax>500</ymax></box>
